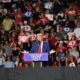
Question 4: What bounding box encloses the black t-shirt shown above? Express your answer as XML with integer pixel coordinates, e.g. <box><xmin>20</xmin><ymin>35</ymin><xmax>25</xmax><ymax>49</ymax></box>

<box><xmin>12</xmin><ymin>49</ymin><xmax>19</xmax><ymax>56</ymax></box>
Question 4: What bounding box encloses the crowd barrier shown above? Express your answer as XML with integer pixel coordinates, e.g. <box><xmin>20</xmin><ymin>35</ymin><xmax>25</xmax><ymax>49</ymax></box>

<box><xmin>0</xmin><ymin>67</ymin><xmax>80</xmax><ymax>80</ymax></box>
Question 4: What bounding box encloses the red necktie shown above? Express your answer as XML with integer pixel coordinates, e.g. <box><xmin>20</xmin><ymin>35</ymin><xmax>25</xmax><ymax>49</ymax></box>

<box><xmin>38</xmin><ymin>43</ymin><xmax>41</xmax><ymax>53</ymax></box>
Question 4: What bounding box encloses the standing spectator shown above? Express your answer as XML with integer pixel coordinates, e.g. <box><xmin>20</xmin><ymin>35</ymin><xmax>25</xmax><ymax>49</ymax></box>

<box><xmin>67</xmin><ymin>35</ymin><xmax>77</xmax><ymax>48</ymax></box>
<box><xmin>35</xmin><ymin>13</ymin><xmax>49</xmax><ymax>28</ymax></box>
<box><xmin>18</xmin><ymin>29</ymin><xmax>30</xmax><ymax>51</ymax></box>
<box><xmin>67</xmin><ymin>29</ymin><xmax>74</xmax><ymax>40</ymax></box>
<box><xmin>2</xmin><ymin>15</ymin><xmax>12</xmax><ymax>30</ymax></box>
<box><xmin>2</xmin><ymin>15</ymin><xmax>14</xmax><ymax>39</ymax></box>
<box><xmin>29</xmin><ymin>30</ymin><xmax>36</xmax><ymax>43</ymax></box>
<box><xmin>74</xmin><ymin>26</ymin><xmax>80</xmax><ymax>40</ymax></box>
<box><xmin>69</xmin><ymin>47</ymin><xmax>79</xmax><ymax>59</ymax></box>
<box><xmin>44</xmin><ymin>0</ymin><xmax>53</xmax><ymax>11</ymax></box>
<box><xmin>14</xmin><ymin>8</ymin><xmax>23</xmax><ymax>25</ymax></box>
<box><xmin>21</xmin><ymin>20</ymin><xmax>31</xmax><ymax>34</ymax></box>
<box><xmin>4</xmin><ymin>55</ymin><xmax>15</xmax><ymax>68</ymax></box>
<box><xmin>12</xmin><ymin>44</ymin><xmax>20</xmax><ymax>62</ymax></box>
<box><xmin>33</xmin><ymin>0</ymin><xmax>43</xmax><ymax>13</ymax></box>
<box><xmin>2</xmin><ymin>41</ymin><xmax>12</xmax><ymax>56</ymax></box>
<box><xmin>15</xmin><ymin>57</ymin><xmax>20</xmax><ymax>67</ymax></box>
<box><xmin>49</xmin><ymin>48</ymin><xmax>58</xmax><ymax>67</ymax></box>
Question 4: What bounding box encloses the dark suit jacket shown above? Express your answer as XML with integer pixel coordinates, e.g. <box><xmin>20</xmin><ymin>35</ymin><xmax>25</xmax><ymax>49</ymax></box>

<box><xmin>30</xmin><ymin>41</ymin><xmax>50</xmax><ymax>53</ymax></box>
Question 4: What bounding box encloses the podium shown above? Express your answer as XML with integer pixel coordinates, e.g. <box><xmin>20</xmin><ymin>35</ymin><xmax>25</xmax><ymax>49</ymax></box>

<box><xmin>32</xmin><ymin>62</ymin><xmax>43</xmax><ymax>68</ymax></box>
<box><xmin>23</xmin><ymin>53</ymin><xmax>48</xmax><ymax>68</ymax></box>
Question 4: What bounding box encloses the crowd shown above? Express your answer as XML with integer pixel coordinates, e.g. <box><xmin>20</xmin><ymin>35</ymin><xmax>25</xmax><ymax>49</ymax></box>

<box><xmin>0</xmin><ymin>0</ymin><xmax>80</xmax><ymax>68</ymax></box>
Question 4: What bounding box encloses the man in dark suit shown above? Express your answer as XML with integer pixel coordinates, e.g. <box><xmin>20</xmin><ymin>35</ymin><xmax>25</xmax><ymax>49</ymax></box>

<box><xmin>31</xmin><ymin>33</ymin><xmax>50</xmax><ymax>67</ymax></box>
<box><xmin>31</xmin><ymin>33</ymin><xmax>50</xmax><ymax>53</ymax></box>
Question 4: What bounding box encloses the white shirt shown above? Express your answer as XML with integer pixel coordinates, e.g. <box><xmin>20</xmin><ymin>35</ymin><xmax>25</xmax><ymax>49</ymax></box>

<box><xmin>41</xmin><ymin>41</ymin><xmax>43</xmax><ymax>53</ymax></box>
<box><xmin>38</xmin><ymin>41</ymin><xmax>43</xmax><ymax>53</ymax></box>
<box><xmin>70</xmin><ymin>51</ymin><xmax>79</xmax><ymax>59</ymax></box>
<box><xmin>74</xmin><ymin>27</ymin><xmax>80</xmax><ymax>40</ymax></box>
<box><xmin>44</xmin><ymin>2</ymin><xmax>53</xmax><ymax>9</ymax></box>
<box><xmin>45</xmin><ymin>14</ymin><xmax>53</xmax><ymax>21</ymax></box>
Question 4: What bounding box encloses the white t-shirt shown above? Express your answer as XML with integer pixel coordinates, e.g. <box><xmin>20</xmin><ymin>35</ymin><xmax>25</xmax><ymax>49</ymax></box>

<box><xmin>74</xmin><ymin>27</ymin><xmax>80</xmax><ymax>40</ymax></box>
<box><xmin>44</xmin><ymin>2</ymin><xmax>53</xmax><ymax>10</ymax></box>
<box><xmin>45</xmin><ymin>14</ymin><xmax>53</xmax><ymax>21</ymax></box>
<box><xmin>70</xmin><ymin>51</ymin><xmax>79</xmax><ymax>59</ymax></box>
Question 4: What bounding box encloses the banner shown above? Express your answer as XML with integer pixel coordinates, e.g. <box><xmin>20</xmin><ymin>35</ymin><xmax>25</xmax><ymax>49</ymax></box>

<box><xmin>23</xmin><ymin>53</ymin><xmax>48</xmax><ymax>61</ymax></box>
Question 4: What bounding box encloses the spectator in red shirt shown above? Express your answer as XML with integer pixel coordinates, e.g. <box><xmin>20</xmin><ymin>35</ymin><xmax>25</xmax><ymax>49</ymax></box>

<box><xmin>36</xmin><ymin>13</ymin><xmax>49</xmax><ymax>26</ymax></box>
<box><xmin>67</xmin><ymin>35</ymin><xmax>77</xmax><ymax>49</ymax></box>
<box><xmin>14</xmin><ymin>8</ymin><xmax>23</xmax><ymax>25</ymax></box>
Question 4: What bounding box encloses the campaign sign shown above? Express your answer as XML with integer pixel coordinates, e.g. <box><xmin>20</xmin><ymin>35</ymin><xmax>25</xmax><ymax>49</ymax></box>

<box><xmin>23</xmin><ymin>53</ymin><xmax>48</xmax><ymax>61</ymax></box>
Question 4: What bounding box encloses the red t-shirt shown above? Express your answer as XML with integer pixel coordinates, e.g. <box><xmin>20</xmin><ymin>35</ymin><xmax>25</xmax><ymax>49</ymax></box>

<box><xmin>49</xmin><ymin>38</ymin><xmax>57</xmax><ymax>47</ymax></box>
<box><xmin>36</xmin><ymin>16</ymin><xmax>49</xmax><ymax>25</ymax></box>
<box><xmin>68</xmin><ymin>40</ymin><xmax>77</xmax><ymax>47</ymax></box>
<box><xmin>15</xmin><ymin>11</ymin><xmax>23</xmax><ymax>24</ymax></box>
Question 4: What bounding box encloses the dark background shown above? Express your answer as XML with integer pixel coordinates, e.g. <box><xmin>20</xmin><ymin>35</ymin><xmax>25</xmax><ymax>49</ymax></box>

<box><xmin>0</xmin><ymin>67</ymin><xmax>80</xmax><ymax>80</ymax></box>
